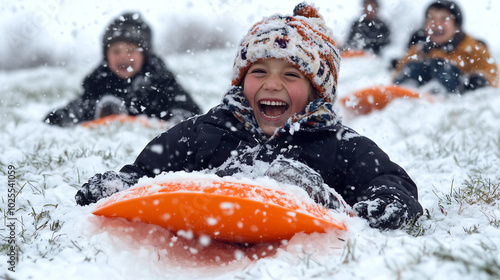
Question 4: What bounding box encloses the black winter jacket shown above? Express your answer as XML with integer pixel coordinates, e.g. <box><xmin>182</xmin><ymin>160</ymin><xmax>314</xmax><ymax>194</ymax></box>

<box><xmin>44</xmin><ymin>54</ymin><xmax>201</xmax><ymax>126</ymax></box>
<box><xmin>347</xmin><ymin>18</ymin><xmax>391</xmax><ymax>54</ymax></box>
<box><xmin>120</xmin><ymin>104</ymin><xmax>423</xmax><ymax>220</ymax></box>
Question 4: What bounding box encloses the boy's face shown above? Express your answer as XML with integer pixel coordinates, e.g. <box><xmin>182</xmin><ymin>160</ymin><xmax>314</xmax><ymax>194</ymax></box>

<box><xmin>106</xmin><ymin>42</ymin><xmax>144</xmax><ymax>79</ymax></box>
<box><xmin>425</xmin><ymin>8</ymin><xmax>459</xmax><ymax>45</ymax></box>
<box><xmin>243</xmin><ymin>59</ymin><xmax>313</xmax><ymax>137</ymax></box>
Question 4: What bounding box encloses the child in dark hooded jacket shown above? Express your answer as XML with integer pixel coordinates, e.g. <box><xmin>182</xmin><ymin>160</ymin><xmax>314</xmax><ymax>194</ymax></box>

<box><xmin>44</xmin><ymin>12</ymin><xmax>201</xmax><ymax>127</ymax></box>
<box><xmin>75</xmin><ymin>3</ymin><xmax>423</xmax><ymax>230</ymax></box>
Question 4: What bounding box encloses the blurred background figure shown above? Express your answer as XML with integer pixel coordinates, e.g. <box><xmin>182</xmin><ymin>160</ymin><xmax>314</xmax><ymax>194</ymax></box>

<box><xmin>393</xmin><ymin>0</ymin><xmax>498</xmax><ymax>94</ymax></box>
<box><xmin>345</xmin><ymin>0</ymin><xmax>391</xmax><ymax>55</ymax></box>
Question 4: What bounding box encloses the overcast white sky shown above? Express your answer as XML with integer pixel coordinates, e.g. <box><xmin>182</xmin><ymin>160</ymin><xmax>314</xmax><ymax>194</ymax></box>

<box><xmin>1</xmin><ymin>0</ymin><xmax>498</xmax><ymax>68</ymax></box>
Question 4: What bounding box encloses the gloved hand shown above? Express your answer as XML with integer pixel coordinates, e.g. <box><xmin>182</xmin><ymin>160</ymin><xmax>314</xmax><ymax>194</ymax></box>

<box><xmin>75</xmin><ymin>171</ymin><xmax>131</xmax><ymax>206</ymax></box>
<box><xmin>463</xmin><ymin>74</ymin><xmax>489</xmax><ymax>91</ymax></box>
<box><xmin>94</xmin><ymin>95</ymin><xmax>127</xmax><ymax>119</ymax></box>
<box><xmin>44</xmin><ymin>109</ymin><xmax>72</xmax><ymax>127</ymax></box>
<box><xmin>264</xmin><ymin>159</ymin><xmax>341</xmax><ymax>210</ymax></box>
<box><xmin>354</xmin><ymin>198</ymin><xmax>407</xmax><ymax>230</ymax></box>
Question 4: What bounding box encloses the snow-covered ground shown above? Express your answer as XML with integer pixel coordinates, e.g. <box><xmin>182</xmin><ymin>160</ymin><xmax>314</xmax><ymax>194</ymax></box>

<box><xmin>2</xmin><ymin>0</ymin><xmax>500</xmax><ymax>279</ymax></box>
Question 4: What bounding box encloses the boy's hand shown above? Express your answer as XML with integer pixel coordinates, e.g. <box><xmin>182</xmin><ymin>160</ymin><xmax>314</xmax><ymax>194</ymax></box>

<box><xmin>464</xmin><ymin>74</ymin><xmax>489</xmax><ymax>91</ymax></box>
<box><xmin>264</xmin><ymin>159</ymin><xmax>341</xmax><ymax>210</ymax></box>
<box><xmin>75</xmin><ymin>171</ymin><xmax>127</xmax><ymax>206</ymax></box>
<box><xmin>44</xmin><ymin>109</ymin><xmax>71</xmax><ymax>127</ymax></box>
<box><xmin>354</xmin><ymin>198</ymin><xmax>407</xmax><ymax>230</ymax></box>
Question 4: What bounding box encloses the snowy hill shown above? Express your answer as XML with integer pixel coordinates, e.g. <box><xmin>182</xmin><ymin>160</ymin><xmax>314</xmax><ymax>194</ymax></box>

<box><xmin>2</xmin><ymin>1</ymin><xmax>500</xmax><ymax>279</ymax></box>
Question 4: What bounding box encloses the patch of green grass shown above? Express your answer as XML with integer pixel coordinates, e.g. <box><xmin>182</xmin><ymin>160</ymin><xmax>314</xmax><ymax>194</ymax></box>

<box><xmin>431</xmin><ymin>243</ymin><xmax>500</xmax><ymax>278</ymax></box>
<box><xmin>461</xmin><ymin>176</ymin><xmax>500</xmax><ymax>206</ymax></box>
<box><xmin>484</xmin><ymin>211</ymin><xmax>500</xmax><ymax>228</ymax></box>
<box><xmin>437</xmin><ymin>175</ymin><xmax>500</xmax><ymax>215</ymax></box>
<box><xmin>16</xmin><ymin>138</ymin><xmax>122</xmax><ymax>177</ymax></box>
<box><xmin>389</xmin><ymin>242</ymin><xmax>500</xmax><ymax>279</ymax></box>
<box><xmin>434</xmin><ymin>174</ymin><xmax>500</xmax><ymax>233</ymax></box>
<box><xmin>0</xmin><ymin>202</ymin><xmax>66</xmax><ymax>263</ymax></box>
<box><xmin>28</xmin><ymin>204</ymin><xmax>55</xmax><ymax>233</ymax></box>
<box><xmin>340</xmin><ymin>238</ymin><xmax>358</xmax><ymax>265</ymax></box>
<box><xmin>404</xmin><ymin>209</ymin><xmax>431</xmax><ymax>237</ymax></box>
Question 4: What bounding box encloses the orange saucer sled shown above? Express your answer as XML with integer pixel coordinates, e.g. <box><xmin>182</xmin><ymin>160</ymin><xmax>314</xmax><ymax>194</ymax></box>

<box><xmin>339</xmin><ymin>85</ymin><xmax>429</xmax><ymax>115</ymax></box>
<box><xmin>340</xmin><ymin>49</ymin><xmax>370</xmax><ymax>59</ymax></box>
<box><xmin>81</xmin><ymin>114</ymin><xmax>166</xmax><ymax>128</ymax></box>
<box><xmin>93</xmin><ymin>177</ymin><xmax>348</xmax><ymax>243</ymax></box>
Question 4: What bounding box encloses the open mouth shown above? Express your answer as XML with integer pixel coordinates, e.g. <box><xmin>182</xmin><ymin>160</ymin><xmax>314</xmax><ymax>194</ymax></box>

<box><xmin>117</xmin><ymin>63</ymin><xmax>134</xmax><ymax>72</ymax></box>
<box><xmin>259</xmin><ymin>100</ymin><xmax>289</xmax><ymax>119</ymax></box>
<box><xmin>428</xmin><ymin>26</ymin><xmax>446</xmax><ymax>36</ymax></box>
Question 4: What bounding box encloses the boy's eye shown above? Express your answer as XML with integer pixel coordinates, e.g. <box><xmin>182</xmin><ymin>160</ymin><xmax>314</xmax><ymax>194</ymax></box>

<box><xmin>286</xmin><ymin>72</ymin><xmax>301</xmax><ymax>78</ymax></box>
<box><xmin>250</xmin><ymin>68</ymin><xmax>266</xmax><ymax>74</ymax></box>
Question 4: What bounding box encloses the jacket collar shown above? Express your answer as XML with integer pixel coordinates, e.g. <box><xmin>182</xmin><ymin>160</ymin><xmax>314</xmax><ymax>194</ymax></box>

<box><xmin>222</xmin><ymin>86</ymin><xmax>340</xmax><ymax>141</ymax></box>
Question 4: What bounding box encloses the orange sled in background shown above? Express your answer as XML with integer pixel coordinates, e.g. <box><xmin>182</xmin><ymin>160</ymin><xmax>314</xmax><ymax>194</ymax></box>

<box><xmin>93</xmin><ymin>177</ymin><xmax>349</xmax><ymax>244</ymax></box>
<box><xmin>340</xmin><ymin>49</ymin><xmax>371</xmax><ymax>59</ymax></box>
<box><xmin>339</xmin><ymin>85</ymin><xmax>432</xmax><ymax>115</ymax></box>
<box><xmin>81</xmin><ymin>114</ymin><xmax>166</xmax><ymax>128</ymax></box>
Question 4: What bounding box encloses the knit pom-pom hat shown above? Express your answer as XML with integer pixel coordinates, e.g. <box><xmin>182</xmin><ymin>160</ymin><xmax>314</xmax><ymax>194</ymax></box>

<box><xmin>102</xmin><ymin>12</ymin><xmax>152</xmax><ymax>58</ymax></box>
<box><xmin>231</xmin><ymin>2</ymin><xmax>341</xmax><ymax>103</ymax></box>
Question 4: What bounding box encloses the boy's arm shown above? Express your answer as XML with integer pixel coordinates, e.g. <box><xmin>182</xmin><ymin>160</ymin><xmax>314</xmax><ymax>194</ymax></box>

<box><xmin>341</xmin><ymin>135</ymin><xmax>423</xmax><ymax>229</ymax></box>
<box><xmin>346</xmin><ymin>21</ymin><xmax>359</xmax><ymax>46</ymax></box>
<box><xmin>392</xmin><ymin>45</ymin><xmax>422</xmax><ymax>82</ymax></box>
<box><xmin>43</xmin><ymin>98</ymin><xmax>93</xmax><ymax>127</ymax></box>
<box><xmin>44</xmin><ymin>68</ymin><xmax>104</xmax><ymax>127</ymax></box>
<box><xmin>466</xmin><ymin>40</ymin><xmax>499</xmax><ymax>88</ymax></box>
<box><xmin>119</xmin><ymin>123</ymin><xmax>194</xmax><ymax>179</ymax></box>
<box><xmin>376</xmin><ymin>20</ymin><xmax>391</xmax><ymax>47</ymax></box>
<box><xmin>75</xmin><ymin>119</ymin><xmax>197</xmax><ymax>205</ymax></box>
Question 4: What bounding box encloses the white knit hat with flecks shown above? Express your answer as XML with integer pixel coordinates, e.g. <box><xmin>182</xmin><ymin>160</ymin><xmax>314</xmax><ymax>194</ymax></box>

<box><xmin>231</xmin><ymin>2</ymin><xmax>341</xmax><ymax>103</ymax></box>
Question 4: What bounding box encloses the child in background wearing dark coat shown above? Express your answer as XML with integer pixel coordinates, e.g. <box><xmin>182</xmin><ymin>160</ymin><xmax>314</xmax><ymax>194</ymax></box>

<box><xmin>345</xmin><ymin>0</ymin><xmax>391</xmax><ymax>55</ymax></box>
<box><xmin>393</xmin><ymin>0</ymin><xmax>499</xmax><ymax>94</ymax></box>
<box><xmin>76</xmin><ymin>3</ymin><xmax>423</xmax><ymax>230</ymax></box>
<box><xmin>44</xmin><ymin>12</ymin><xmax>201</xmax><ymax>127</ymax></box>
